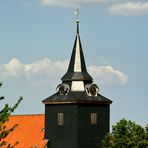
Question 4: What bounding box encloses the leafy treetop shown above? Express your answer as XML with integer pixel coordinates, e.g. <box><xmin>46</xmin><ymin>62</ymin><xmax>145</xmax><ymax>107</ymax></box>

<box><xmin>0</xmin><ymin>82</ymin><xmax>23</xmax><ymax>148</ymax></box>
<box><xmin>102</xmin><ymin>118</ymin><xmax>148</xmax><ymax>148</ymax></box>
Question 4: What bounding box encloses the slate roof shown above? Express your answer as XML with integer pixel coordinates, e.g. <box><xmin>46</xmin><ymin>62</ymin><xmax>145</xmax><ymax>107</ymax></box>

<box><xmin>42</xmin><ymin>91</ymin><xmax>112</xmax><ymax>105</ymax></box>
<box><xmin>3</xmin><ymin>114</ymin><xmax>48</xmax><ymax>148</ymax></box>
<box><xmin>61</xmin><ymin>21</ymin><xmax>92</xmax><ymax>82</ymax></box>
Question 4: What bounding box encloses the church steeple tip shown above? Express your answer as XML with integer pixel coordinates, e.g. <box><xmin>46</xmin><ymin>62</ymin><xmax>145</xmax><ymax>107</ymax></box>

<box><xmin>75</xmin><ymin>9</ymin><xmax>80</xmax><ymax>35</ymax></box>
<box><xmin>61</xmin><ymin>10</ymin><xmax>93</xmax><ymax>84</ymax></box>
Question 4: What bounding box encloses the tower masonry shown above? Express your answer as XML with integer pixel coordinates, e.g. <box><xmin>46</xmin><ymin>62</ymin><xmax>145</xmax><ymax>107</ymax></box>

<box><xmin>42</xmin><ymin>17</ymin><xmax>112</xmax><ymax>148</ymax></box>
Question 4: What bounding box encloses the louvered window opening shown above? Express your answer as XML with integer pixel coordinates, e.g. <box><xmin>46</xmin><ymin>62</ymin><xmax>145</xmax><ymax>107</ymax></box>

<box><xmin>91</xmin><ymin>113</ymin><xmax>97</xmax><ymax>125</ymax></box>
<box><xmin>57</xmin><ymin>113</ymin><xmax>64</xmax><ymax>125</ymax></box>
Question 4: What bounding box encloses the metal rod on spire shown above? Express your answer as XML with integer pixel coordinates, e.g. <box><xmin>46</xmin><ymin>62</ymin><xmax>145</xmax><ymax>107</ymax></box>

<box><xmin>76</xmin><ymin>9</ymin><xmax>79</xmax><ymax>21</ymax></box>
<box><xmin>74</xmin><ymin>9</ymin><xmax>80</xmax><ymax>35</ymax></box>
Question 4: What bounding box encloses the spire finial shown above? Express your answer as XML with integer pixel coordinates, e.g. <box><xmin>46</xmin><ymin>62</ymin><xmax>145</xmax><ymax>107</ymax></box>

<box><xmin>74</xmin><ymin>9</ymin><xmax>80</xmax><ymax>34</ymax></box>
<box><xmin>74</xmin><ymin>9</ymin><xmax>79</xmax><ymax>22</ymax></box>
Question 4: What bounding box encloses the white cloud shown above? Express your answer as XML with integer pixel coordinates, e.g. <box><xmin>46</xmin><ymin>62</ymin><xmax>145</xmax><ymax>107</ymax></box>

<box><xmin>88</xmin><ymin>65</ymin><xmax>128</xmax><ymax>85</ymax></box>
<box><xmin>40</xmin><ymin>0</ymin><xmax>148</xmax><ymax>17</ymax></box>
<box><xmin>109</xmin><ymin>2</ymin><xmax>148</xmax><ymax>16</ymax></box>
<box><xmin>25</xmin><ymin>58</ymin><xmax>67</xmax><ymax>79</ymax></box>
<box><xmin>40</xmin><ymin>0</ymin><xmax>124</xmax><ymax>7</ymax></box>
<box><xmin>2</xmin><ymin>58</ymin><xmax>24</xmax><ymax>78</ymax></box>
<box><xmin>0</xmin><ymin>58</ymin><xmax>128</xmax><ymax>86</ymax></box>
<box><xmin>41</xmin><ymin>0</ymin><xmax>72</xmax><ymax>7</ymax></box>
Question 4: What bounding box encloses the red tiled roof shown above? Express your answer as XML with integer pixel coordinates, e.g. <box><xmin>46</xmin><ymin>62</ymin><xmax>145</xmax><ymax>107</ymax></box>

<box><xmin>3</xmin><ymin>114</ymin><xmax>48</xmax><ymax>148</ymax></box>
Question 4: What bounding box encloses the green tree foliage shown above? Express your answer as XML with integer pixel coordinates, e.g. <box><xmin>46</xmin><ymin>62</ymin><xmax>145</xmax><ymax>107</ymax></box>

<box><xmin>102</xmin><ymin>118</ymin><xmax>148</xmax><ymax>148</ymax></box>
<box><xmin>0</xmin><ymin>82</ymin><xmax>23</xmax><ymax>147</ymax></box>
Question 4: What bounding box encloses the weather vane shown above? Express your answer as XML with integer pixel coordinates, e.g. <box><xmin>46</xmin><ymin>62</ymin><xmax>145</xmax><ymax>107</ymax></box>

<box><xmin>74</xmin><ymin>9</ymin><xmax>79</xmax><ymax>22</ymax></box>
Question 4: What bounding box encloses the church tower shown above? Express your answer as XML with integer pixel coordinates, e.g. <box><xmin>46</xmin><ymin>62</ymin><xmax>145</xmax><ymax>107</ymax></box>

<box><xmin>42</xmin><ymin>14</ymin><xmax>112</xmax><ymax>148</ymax></box>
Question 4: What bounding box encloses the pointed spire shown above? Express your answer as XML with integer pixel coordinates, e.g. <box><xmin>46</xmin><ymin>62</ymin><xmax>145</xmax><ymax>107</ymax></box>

<box><xmin>61</xmin><ymin>11</ymin><xmax>92</xmax><ymax>83</ymax></box>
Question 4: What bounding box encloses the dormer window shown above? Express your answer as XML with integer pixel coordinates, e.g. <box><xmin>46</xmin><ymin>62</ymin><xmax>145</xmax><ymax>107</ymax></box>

<box><xmin>85</xmin><ymin>84</ymin><xmax>99</xmax><ymax>97</ymax></box>
<box><xmin>59</xmin><ymin>86</ymin><xmax>65</xmax><ymax>95</ymax></box>
<box><xmin>56</xmin><ymin>84</ymin><xmax>70</xmax><ymax>95</ymax></box>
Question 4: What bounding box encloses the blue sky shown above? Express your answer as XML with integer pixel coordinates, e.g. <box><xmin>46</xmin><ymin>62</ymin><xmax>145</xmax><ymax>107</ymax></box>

<box><xmin>0</xmin><ymin>0</ymin><xmax>148</xmax><ymax>127</ymax></box>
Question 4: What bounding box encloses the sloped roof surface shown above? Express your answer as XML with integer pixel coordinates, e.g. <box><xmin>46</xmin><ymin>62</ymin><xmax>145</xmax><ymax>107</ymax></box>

<box><xmin>61</xmin><ymin>21</ymin><xmax>92</xmax><ymax>82</ymax></box>
<box><xmin>43</xmin><ymin>91</ymin><xmax>112</xmax><ymax>105</ymax></box>
<box><xmin>61</xmin><ymin>34</ymin><xmax>92</xmax><ymax>82</ymax></box>
<box><xmin>4</xmin><ymin>114</ymin><xmax>48</xmax><ymax>148</ymax></box>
